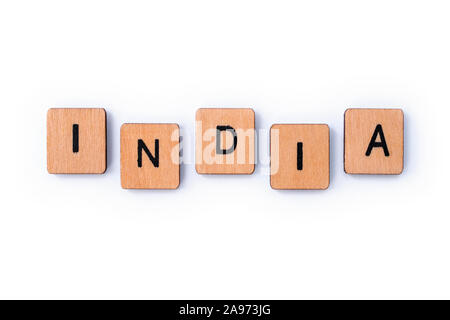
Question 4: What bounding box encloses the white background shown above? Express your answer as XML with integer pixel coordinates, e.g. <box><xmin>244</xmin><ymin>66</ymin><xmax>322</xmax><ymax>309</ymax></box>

<box><xmin>0</xmin><ymin>0</ymin><xmax>448</xmax><ymax>299</ymax></box>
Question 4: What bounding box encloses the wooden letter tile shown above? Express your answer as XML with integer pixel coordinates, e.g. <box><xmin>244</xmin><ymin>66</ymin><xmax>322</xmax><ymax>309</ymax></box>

<box><xmin>344</xmin><ymin>108</ymin><xmax>404</xmax><ymax>174</ymax></box>
<box><xmin>120</xmin><ymin>124</ymin><xmax>180</xmax><ymax>189</ymax></box>
<box><xmin>195</xmin><ymin>108</ymin><xmax>255</xmax><ymax>174</ymax></box>
<box><xmin>47</xmin><ymin>108</ymin><xmax>106</xmax><ymax>174</ymax></box>
<box><xmin>270</xmin><ymin>124</ymin><xmax>329</xmax><ymax>190</ymax></box>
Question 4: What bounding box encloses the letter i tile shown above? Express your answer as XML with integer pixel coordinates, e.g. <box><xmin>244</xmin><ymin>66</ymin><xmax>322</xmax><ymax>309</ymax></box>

<box><xmin>270</xmin><ymin>124</ymin><xmax>330</xmax><ymax>190</ymax></box>
<box><xmin>47</xmin><ymin>108</ymin><xmax>107</xmax><ymax>174</ymax></box>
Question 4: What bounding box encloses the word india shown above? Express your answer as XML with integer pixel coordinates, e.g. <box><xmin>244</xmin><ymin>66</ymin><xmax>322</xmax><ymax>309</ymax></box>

<box><xmin>47</xmin><ymin>107</ymin><xmax>404</xmax><ymax>190</ymax></box>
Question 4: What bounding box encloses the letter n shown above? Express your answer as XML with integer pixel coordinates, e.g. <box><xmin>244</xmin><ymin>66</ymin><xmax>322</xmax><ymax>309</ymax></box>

<box><xmin>137</xmin><ymin>139</ymin><xmax>159</xmax><ymax>167</ymax></box>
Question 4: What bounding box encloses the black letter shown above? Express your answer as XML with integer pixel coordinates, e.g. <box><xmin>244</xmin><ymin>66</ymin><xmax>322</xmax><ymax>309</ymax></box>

<box><xmin>366</xmin><ymin>124</ymin><xmax>389</xmax><ymax>156</ymax></box>
<box><xmin>216</xmin><ymin>125</ymin><xmax>237</xmax><ymax>155</ymax></box>
<box><xmin>72</xmin><ymin>124</ymin><xmax>79</xmax><ymax>153</ymax></box>
<box><xmin>137</xmin><ymin>139</ymin><xmax>159</xmax><ymax>168</ymax></box>
<box><xmin>297</xmin><ymin>142</ymin><xmax>303</xmax><ymax>170</ymax></box>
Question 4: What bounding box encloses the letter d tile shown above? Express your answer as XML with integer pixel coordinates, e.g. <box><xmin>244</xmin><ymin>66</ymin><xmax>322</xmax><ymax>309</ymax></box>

<box><xmin>195</xmin><ymin>108</ymin><xmax>255</xmax><ymax>174</ymax></box>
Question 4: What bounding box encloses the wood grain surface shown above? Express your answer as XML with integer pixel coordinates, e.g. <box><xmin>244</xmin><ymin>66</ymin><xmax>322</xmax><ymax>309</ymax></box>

<box><xmin>121</xmin><ymin>123</ymin><xmax>180</xmax><ymax>189</ymax></box>
<box><xmin>270</xmin><ymin>124</ymin><xmax>329</xmax><ymax>190</ymax></box>
<box><xmin>195</xmin><ymin>108</ymin><xmax>255</xmax><ymax>174</ymax></box>
<box><xmin>47</xmin><ymin>108</ymin><xmax>106</xmax><ymax>174</ymax></box>
<box><xmin>344</xmin><ymin>108</ymin><xmax>404</xmax><ymax>174</ymax></box>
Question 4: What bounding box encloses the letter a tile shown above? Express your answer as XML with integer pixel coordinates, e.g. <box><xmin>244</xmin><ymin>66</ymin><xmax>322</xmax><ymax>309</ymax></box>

<box><xmin>270</xmin><ymin>124</ymin><xmax>330</xmax><ymax>190</ymax></box>
<box><xmin>195</xmin><ymin>108</ymin><xmax>255</xmax><ymax>174</ymax></box>
<box><xmin>47</xmin><ymin>108</ymin><xmax>106</xmax><ymax>174</ymax></box>
<box><xmin>344</xmin><ymin>108</ymin><xmax>404</xmax><ymax>174</ymax></box>
<box><xmin>120</xmin><ymin>124</ymin><xmax>180</xmax><ymax>189</ymax></box>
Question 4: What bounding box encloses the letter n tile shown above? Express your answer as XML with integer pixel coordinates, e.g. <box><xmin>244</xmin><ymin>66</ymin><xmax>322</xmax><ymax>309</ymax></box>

<box><xmin>120</xmin><ymin>123</ymin><xmax>180</xmax><ymax>189</ymax></box>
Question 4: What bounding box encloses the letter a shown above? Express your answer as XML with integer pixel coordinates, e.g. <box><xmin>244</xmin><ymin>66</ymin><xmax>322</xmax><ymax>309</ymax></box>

<box><xmin>365</xmin><ymin>124</ymin><xmax>389</xmax><ymax>156</ymax></box>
